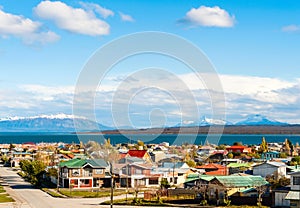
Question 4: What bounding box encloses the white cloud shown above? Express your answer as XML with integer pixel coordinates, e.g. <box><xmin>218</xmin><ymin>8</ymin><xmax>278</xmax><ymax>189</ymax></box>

<box><xmin>79</xmin><ymin>2</ymin><xmax>114</xmax><ymax>19</ymax></box>
<box><xmin>181</xmin><ymin>6</ymin><xmax>235</xmax><ymax>28</ymax></box>
<box><xmin>3</xmin><ymin>73</ymin><xmax>300</xmax><ymax>125</ymax></box>
<box><xmin>282</xmin><ymin>24</ymin><xmax>300</xmax><ymax>32</ymax></box>
<box><xmin>34</xmin><ymin>1</ymin><xmax>110</xmax><ymax>36</ymax></box>
<box><xmin>0</xmin><ymin>7</ymin><xmax>59</xmax><ymax>44</ymax></box>
<box><xmin>119</xmin><ymin>12</ymin><xmax>134</xmax><ymax>22</ymax></box>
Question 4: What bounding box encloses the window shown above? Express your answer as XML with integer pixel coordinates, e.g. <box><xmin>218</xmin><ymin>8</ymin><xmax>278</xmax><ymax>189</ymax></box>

<box><xmin>135</xmin><ymin>168</ymin><xmax>142</xmax><ymax>174</ymax></box>
<box><xmin>149</xmin><ymin>178</ymin><xmax>159</xmax><ymax>185</ymax></box>
<box><xmin>71</xmin><ymin>169</ymin><xmax>80</xmax><ymax>176</ymax></box>
<box><xmin>95</xmin><ymin>169</ymin><xmax>103</xmax><ymax>174</ymax></box>
<box><xmin>84</xmin><ymin>168</ymin><xmax>93</xmax><ymax>176</ymax></box>
<box><xmin>293</xmin><ymin>176</ymin><xmax>300</xmax><ymax>185</ymax></box>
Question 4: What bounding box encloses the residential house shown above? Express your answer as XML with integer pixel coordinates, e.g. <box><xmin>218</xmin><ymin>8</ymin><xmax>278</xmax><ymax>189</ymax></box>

<box><xmin>126</xmin><ymin>150</ymin><xmax>152</xmax><ymax>163</ymax></box>
<box><xmin>157</xmin><ymin>162</ymin><xmax>191</xmax><ymax>186</ymax></box>
<box><xmin>226</xmin><ymin>145</ymin><xmax>252</xmax><ymax>154</ymax></box>
<box><xmin>184</xmin><ymin>174</ymin><xmax>268</xmax><ymax>205</ymax></box>
<box><xmin>11</xmin><ymin>151</ymin><xmax>33</xmax><ymax>167</ymax></box>
<box><xmin>196</xmin><ymin>163</ymin><xmax>227</xmax><ymax>175</ymax></box>
<box><xmin>58</xmin><ymin>158</ymin><xmax>110</xmax><ymax>189</ymax></box>
<box><xmin>227</xmin><ymin>163</ymin><xmax>251</xmax><ymax>175</ymax></box>
<box><xmin>285</xmin><ymin>171</ymin><xmax>300</xmax><ymax>208</ymax></box>
<box><xmin>272</xmin><ymin>186</ymin><xmax>290</xmax><ymax>208</ymax></box>
<box><xmin>261</xmin><ymin>151</ymin><xmax>280</xmax><ymax>161</ymax></box>
<box><xmin>253</xmin><ymin>161</ymin><xmax>286</xmax><ymax>179</ymax></box>
<box><xmin>119</xmin><ymin>163</ymin><xmax>155</xmax><ymax>188</ymax></box>
<box><xmin>197</xmin><ymin>145</ymin><xmax>216</xmax><ymax>156</ymax></box>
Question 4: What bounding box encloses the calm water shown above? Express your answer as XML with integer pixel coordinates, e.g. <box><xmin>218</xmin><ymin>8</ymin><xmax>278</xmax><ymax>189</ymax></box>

<box><xmin>0</xmin><ymin>132</ymin><xmax>299</xmax><ymax>145</ymax></box>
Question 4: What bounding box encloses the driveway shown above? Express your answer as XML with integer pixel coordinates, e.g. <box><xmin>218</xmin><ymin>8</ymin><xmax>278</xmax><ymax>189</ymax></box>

<box><xmin>0</xmin><ymin>166</ymin><xmax>179</xmax><ymax>208</ymax></box>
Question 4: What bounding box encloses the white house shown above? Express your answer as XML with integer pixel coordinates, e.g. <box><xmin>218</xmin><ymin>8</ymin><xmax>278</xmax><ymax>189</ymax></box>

<box><xmin>285</xmin><ymin>171</ymin><xmax>300</xmax><ymax>208</ymax></box>
<box><xmin>253</xmin><ymin>161</ymin><xmax>286</xmax><ymax>179</ymax></box>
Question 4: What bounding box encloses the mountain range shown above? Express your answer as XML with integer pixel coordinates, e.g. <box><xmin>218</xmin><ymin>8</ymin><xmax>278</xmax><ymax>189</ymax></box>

<box><xmin>0</xmin><ymin>113</ymin><xmax>289</xmax><ymax>132</ymax></box>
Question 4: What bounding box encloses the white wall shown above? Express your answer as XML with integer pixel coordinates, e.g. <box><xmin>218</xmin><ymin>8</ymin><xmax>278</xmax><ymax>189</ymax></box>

<box><xmin>274</xmin><ymin>192</ymin><xmax>289</xmax><ymax>207</ymax></box>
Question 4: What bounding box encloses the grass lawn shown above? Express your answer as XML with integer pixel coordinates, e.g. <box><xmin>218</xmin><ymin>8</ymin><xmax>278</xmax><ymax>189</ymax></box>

<box><xmin>100</xmin><ymin>198</ymin><xmax>169</xmax><ymax>206</ymax></box>
<box><xmin>0</xmin><ymin>186</ymin><xmax>14</xmax><ymax>203</ymax></box>
<box><xmin>0</xmin><ymin>186</ymin><xmax>6</xmax><ymax>193</ymax></box>
<box><xmin>0</xmin><ymin>194</ymin><xmax>15</xmax><ymax>203</ymax></box>
<box><xmin>58</xmin><ymin>188</ymin><xmax>127</xmax><ymax>198</ymax></box>
<box><xmin>42</xmin><ymin>188</ymin><xmax>65</xmax><ymax>198</ymax></box>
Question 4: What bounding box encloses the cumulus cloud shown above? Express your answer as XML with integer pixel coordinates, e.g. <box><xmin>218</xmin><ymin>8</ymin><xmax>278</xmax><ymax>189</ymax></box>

<box><xmin>79</xmin><ymin>2</ymin><xmax>114</xmax><ymax>19</ymax></box>
<box><xmin>180</xmin><ymin>6</ymin><xmax>235</xmax><ymax>28</ymax></box>
<box><xmin>34</xmin><ymin>1</ymin><xmax>110</xmax><ymax>36</ymax></box>
<box><xmin>3</xmin><ymin>74</ymin><xmax>300</xmax><ymax>125</ymax></box>
<box><xmin>282</xmin><ymin>24</ymin><xmax>300</xmax><ymax>32</ymax></box>
<box><xmin>119</xmin><ymin>12</ymin><xmax>134</xmax><ymax>22</ymax></box>
<box><xmin>0</xmin><ymin>7</ymin><xmax>59</xmax><ymax>44</ymax></box>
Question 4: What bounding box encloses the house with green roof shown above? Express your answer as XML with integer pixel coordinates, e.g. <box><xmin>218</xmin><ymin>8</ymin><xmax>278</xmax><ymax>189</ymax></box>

<box><xmin>58</xmin><ymin>158</ymin><xmax>110</xmax><ymax>189</ymax></box>
<box><xmin>184</xmin><ymin>174</ymin><xmax>268</xmax><ymax>205</ymax></box>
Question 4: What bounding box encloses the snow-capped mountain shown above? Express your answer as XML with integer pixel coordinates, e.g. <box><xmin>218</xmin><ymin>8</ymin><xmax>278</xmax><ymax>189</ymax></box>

<box><xmin>0</xmin><ymin>114</ymin><xmax>113</xmax><ymax>132</ymax></box>
<box><xmin>199</xmin><ymin>116</ymin><xmax>233</xmax><ymax>126</ymax></box>
<box><xmin>235</xmin><ymin>114</ymin><xmax>287</xmax><ymax>126</ymax></box>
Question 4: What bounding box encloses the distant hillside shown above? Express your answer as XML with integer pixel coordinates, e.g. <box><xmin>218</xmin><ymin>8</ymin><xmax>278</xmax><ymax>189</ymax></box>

<box><xmin>101</xmin><ymin>125</ymin><xmax>300</xmax><ymax>135</ymax></box>
<box><xmin>0</xmin><ymin>114</ymin><xmax>113</xmax><ymax>132</ymax></box>
<box><xmin>235</xmin><ymin>114</ymin><xmax>287</xmax><ymax>126</ymax></box>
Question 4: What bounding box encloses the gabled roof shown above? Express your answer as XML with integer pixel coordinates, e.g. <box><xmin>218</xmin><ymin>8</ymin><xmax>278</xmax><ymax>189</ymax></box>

<box><xmin>226</xmin><ymin>145</ymin><xmax>247</xmax><ymax>149</ymax></box>
<box><xmin>161</xmin><ymin>162</ymin><xmax>187</xmax><ymax>169</ymax></box>
<box><xmin>253</xmin><ymin>161</ymin><xmax>286</xmax><ymax>168</ymax></box>
<box><xmin>205</xmin><ymin>169</ymin><xmax>226</xmax><ymax>175</ymax></box>
<box><xmin>59</xmin><ymin>158</ymin><xmax>108</xmax><ymax>168</ymax></box>
<box><xmin>127</xmin><ymin>150</ymin><xmax>147</xmax><ymax>158</ymax></box>
<box><xmin>285</xmin><ymin>191</ymin><xmax>300</xmax><ymax>200</ymax></box>
<box><xmin>214</xmin><ymin>175</ymin><xmax>268</xmax><ymax>187</ymax></box>
<box><xmin>196</xmin><ymin>163</ymin><xmax>225</xmax><ymax>170</ymax></box>
<box><xmin>227</xmin><ymin>163</ymin><xmax>250</xmax><ymax>168</ymax></box>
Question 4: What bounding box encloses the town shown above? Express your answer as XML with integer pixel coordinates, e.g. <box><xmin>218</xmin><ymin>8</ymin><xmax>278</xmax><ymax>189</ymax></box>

<box><xmin>0</xmin><ymin>137</ymin><xmax>299</xmax><ymax>207</ymax></box>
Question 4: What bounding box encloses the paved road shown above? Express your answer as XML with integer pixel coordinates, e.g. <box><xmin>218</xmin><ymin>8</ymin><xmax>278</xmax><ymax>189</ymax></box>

<box><xmin>0</xmin><ymin>166</ymin><xmax>179</xmax><ymax>208</ymax></box>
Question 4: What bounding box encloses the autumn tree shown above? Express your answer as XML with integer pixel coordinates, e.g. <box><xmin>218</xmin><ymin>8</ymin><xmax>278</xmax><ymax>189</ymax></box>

<box><xmin>283</xmin><ymin>138</ymin><xmax>294</xmax><ymax>156</ymax></box>
<box><xmin>259</xmin><ymin>137</ymin><xmax>268</xmax><ymax>153</ymax></box>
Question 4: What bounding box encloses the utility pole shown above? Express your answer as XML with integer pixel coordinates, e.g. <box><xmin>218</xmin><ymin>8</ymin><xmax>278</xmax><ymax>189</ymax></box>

<box><xmin>126</xmin><ymin>157</ymin><xmax>128</xmax><ymax>202</ymax></box>
<box><xmin>110</xmin><ymin>162</ymin><xmax>114</xmax><ymax>208</ymax></box>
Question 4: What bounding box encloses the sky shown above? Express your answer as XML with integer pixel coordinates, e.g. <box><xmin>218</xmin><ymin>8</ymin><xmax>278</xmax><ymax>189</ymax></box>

<box><xmin>1</xmin><ymin>0</ymin><xmax>300</xmax><ymax>127</ymax></box>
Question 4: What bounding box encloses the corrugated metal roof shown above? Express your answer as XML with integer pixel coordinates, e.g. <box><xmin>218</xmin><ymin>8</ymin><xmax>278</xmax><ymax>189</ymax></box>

<box><xmin>59</xmin><ymin>158</ymin><xmax>108</xmax><ymax>168</ymax></box>
<box><xmin>285</xmin><ymin>191</ymin><xmax>300</xmax><ymax>200</ymax></box>
<box><xmin>215</xmin><ymin>175</ymin><xmax>268</xmax><ymax>187</ymax></box>
<box><xmin>227</xmin><ymin>163</ymin><xmax>250</xmax><ymax>168</ymax></box>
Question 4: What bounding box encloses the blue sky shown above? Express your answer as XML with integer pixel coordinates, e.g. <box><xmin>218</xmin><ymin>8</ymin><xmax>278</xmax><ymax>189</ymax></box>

<box><xmin>1</xmin><ymin>0</ymin><xmax>300</xmax><ymax>127</ymax></box>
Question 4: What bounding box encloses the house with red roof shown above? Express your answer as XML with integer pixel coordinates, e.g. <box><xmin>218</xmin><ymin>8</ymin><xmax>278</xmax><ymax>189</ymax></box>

<box><xmin>226</xmin><ymin>145</ymin><xmax>252</xmax><ymax>154</ymax></box>
<box><xmin>126</xmin><ymin>150</ymin><xmax>152</xmax><ymax>163</ymax></box>
<box><xmin>195</xmin><ymin>163</ymin><xmax>227</xmax><ymax>175</ymax></box>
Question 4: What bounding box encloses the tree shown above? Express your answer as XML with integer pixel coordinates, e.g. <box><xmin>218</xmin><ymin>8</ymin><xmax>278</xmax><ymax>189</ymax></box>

<box><xmin>259</xmin><ymin>137</ymin><xmax>268</xmax><ymax>153</ymax></box>
<box><xmin>160</xmin><ymin>178</ymin><xmax>170</xmax><ymax>189</ymax></box>
<box><xmin>186</xmin><ymin>160</ymin><xmax>196</xmax><ymax>167</ymax></box>
<box><xmin>253</xmin><ymin>181</ymin><xmax>268</xmax><ymax>207</ymax></box>
<box><xmin>291</xmin><ymin>156</ymin><xmax>300</xmax><ymax>165</ymax></box>
<box><xmin>19</xmin><ymin>160</ymin><xmax>46</xmax><ymax>186</ymax></box>
<box><xmin>227</xmin><ymin>153</ymin><xmax>233</xmax><ymax>159</ymax></box>
<box><xmin>283</xmin><ymin>138</ymin><xmax>294</xmax><ymax>156</ymax></box>
<box><xmin>279</xmin><ymin>152</ymin><xmax>287</xmax><ymax>158</ymax></box>
<box><xmin>216</xmin><ymin>144</ymin><xmax>226</xmax><ymax>150</ymax></box>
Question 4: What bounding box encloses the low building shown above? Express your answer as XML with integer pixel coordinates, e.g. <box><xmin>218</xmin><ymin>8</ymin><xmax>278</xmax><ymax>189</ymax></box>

<box><xmin>58</xmin><ymin>158</ymin><xmax>110</xmax><ymax>189</ymax></box>
<box><xmin>261</xmin><ymin>151</ymin><xmax>280</xmax><ymax>161</ymax></box>
<box><xmin>253</xmin><ymin>161</ymin><xmax>286</xmax><ymax>179</ymax></box>
<box><xmin>285</xmin><ymin>171</ymin><xmax>300</xmax><ymax>208</ymax></box>
<box><xmin>196</xmin><ymin>163</ymin><xmax>227</xmax><ymax>175</ymax></box>
<box><xmin>226</xmin><ymin>145</ymin><xmax>252</xmax><ymax>154</ymax></box>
